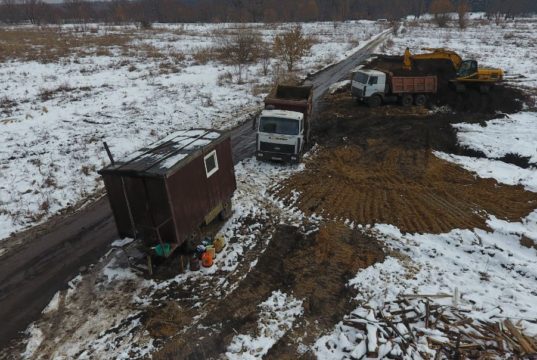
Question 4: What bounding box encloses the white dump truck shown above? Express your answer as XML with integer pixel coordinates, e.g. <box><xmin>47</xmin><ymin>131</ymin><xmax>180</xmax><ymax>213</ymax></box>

<box><xmin>255</xmin><ymin>85</ymin><xmax>313</xmax><ymax>163</ymax></box>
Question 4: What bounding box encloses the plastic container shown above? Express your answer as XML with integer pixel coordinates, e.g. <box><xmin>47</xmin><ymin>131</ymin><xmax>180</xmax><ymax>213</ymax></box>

<box><xmin>201</xmin><ymin>251</ymin><xmax>213</xmax><ymax>268</ymax></box>
<box><xmin>214</xmin><ymin>233</ymin><xmax>226</xmax><ymax>253</ymax></box>
<box><xmin>190</xmin><ymin>255</ymin><xmax>200</xmax><ymax>271</ymax></box>
<box><xmin>154</xmin><ymin>243</ymin><xmax>171</xmax><ymax>257</ymax></box>
<box><xmin>206</xmin><ymin>246</ymin><xmax>216</xmax><ymax>260</ymax></box>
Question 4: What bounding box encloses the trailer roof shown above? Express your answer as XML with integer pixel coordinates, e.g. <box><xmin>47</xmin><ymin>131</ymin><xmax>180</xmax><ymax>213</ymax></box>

<box><xmin>101</xmin><ymin>129</ymin><xmax>223</xmax><ymax>177</ymax></box>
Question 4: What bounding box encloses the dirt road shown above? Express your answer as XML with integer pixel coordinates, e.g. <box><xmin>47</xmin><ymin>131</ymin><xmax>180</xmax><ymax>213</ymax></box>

<box><xmin>0</xmin><ymin>32</ymin><xmax>389</xmax><ymax>349</ymax></box>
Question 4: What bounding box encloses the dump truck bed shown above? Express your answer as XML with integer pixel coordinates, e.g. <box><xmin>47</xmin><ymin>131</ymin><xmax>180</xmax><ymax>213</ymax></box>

<box><xmin>390</xmin><ymin>75</ymin><xmax>437</xmax><ymax>94</ymax></box>
<box><xmin>264</xmin><ymin>85</ymin><xmax>313</xmax><ymax>115</ymax></box>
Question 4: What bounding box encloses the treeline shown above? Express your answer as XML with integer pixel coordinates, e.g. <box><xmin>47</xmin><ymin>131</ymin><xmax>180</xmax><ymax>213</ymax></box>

<box><xmin>0</xmin><ymin>0</ymin><xmax>536</xmax><ymax>25</ymax></box>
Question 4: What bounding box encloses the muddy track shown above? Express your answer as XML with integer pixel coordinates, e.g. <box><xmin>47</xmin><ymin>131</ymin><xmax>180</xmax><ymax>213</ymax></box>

<box><xmin>0</xmin><ymin>33</ymin><xmax>389</xmax><ymax>350</ymax></box>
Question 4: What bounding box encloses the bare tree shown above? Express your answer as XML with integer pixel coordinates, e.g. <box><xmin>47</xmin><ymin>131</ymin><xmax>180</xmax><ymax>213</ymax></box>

<box><xmin>221</xmin><ymin>26</ymin><xmax>262</xmax><ymax>83</ymax></box>
<box><xmin>260</xmin><ymin>46</ymin><xmax>272</xmax><ymax>76</ymax></box>
<box><xmin>1</xmin><ymin>0</ymin><xmax>21</xmax><ymax>23</ymax></box>
<box><xmin>273</xmin><ymin>25</ymin><xmax>313</xmax><ymax>72</ymax></box>
<box><xmin>65</xmin><ymin>0</ymin><xmax>91</xmax><ymax>28</ymax></box>
<box><xmin>23</xmin><ymin>0</ymin><xmax>46</xmax><ymax>25</ymax></box>
<box><xmin>429</xmin><ymin>0</ymin><xmax>454</xmax><ymax>27</ymax></box>
<box><xmin>457</xmin><ymin>0</ymin><xmax>470</xmax><ymax>29</ymax></box>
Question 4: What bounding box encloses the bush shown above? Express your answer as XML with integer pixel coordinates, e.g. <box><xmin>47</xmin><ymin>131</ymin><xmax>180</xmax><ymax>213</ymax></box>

<box><xmin>273</xmin><ymin>25</ymin><xmax>313</xmax><ymax>72</ymax></box>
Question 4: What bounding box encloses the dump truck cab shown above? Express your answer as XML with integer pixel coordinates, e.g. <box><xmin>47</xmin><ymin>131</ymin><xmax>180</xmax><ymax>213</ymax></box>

<box><xmin>256</xmin><ymin>84</ymin><xmax>312</xmax><ymax>164</ymax></box>
<box><xmin>256</xmin><ymin>109</ymin><xmax>304</xmax><ymax>163</ymax></box>
<box><xmin>351</xmin><ymin>69</ymin><xmax>386</xmax><ymax>100</ymax></box>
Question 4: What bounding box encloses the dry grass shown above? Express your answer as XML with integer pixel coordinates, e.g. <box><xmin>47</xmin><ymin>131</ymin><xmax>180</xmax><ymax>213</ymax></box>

<box><xmin>0</xmin><ymin>28</ymin><xmax>131</xmax><ymax>62</ymax></box>
<box><xmin>192</xmin><ymin>46</ymin><xmax>220</xmax><ymax>65</ymax></box>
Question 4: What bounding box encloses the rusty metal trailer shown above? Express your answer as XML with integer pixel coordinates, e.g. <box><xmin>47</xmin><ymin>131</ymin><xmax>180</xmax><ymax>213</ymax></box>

<box><xmin>99</xmin><ymin>129</ymin><xmax>236</xmax><ymax>258</ymax></box>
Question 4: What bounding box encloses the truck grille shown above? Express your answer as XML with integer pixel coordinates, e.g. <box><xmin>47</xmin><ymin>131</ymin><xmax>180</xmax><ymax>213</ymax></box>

<box><xmin>260</xmin><ymin>142</ymin><xmax>295</xmax><ymax>154</ymax></box>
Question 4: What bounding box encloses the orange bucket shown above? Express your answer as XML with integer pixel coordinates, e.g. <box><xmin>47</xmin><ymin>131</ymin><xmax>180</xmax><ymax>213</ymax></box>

<box><xmin>201</xmin><ymin>251</ymin><xmax>213</xmax><ymax>268</ymax></box>
<box><xmin>206</xmin><ymin>246</ymin><xmax>216</xmax><ymax>259</ymax></box>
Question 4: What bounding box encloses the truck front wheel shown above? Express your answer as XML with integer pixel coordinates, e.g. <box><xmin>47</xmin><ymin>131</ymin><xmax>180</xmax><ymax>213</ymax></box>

<box><xmin>367</xmin><ymin>95</ymin><xmax>382</xmax><ymax>108</ymax></box>
<box><xmin>401</xmin><ymin>94</ymin><xmax>413</xmax><ymax>107</ymax></box>
<box><xmin>414</xmin><ymin>94</ymin><xmax>427</xmax><ymax>106</ymax></box>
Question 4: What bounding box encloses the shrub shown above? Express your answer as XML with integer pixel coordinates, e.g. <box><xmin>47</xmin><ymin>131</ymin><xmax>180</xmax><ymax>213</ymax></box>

<box><xmin>273</xmin><ymin>25</ymin><xmax>313</xmax><ymax>72</ymax></box>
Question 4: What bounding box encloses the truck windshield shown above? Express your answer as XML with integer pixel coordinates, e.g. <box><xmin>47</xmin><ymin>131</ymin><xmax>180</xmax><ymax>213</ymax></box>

<box><xmin>259</xmin><ymin>117</ymin><xmax>300</xmax><ymax>135</ymax></box>
<box><xmin>353</xmin><ymin>72</ymin><xmax>369</xmax><ymax>84</ymax></box>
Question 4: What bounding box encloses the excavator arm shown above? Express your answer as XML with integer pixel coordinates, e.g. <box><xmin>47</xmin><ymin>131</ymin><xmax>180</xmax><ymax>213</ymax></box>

<box><xmin>403</xmin><ymin>48</ymin><xmax>463</xmax><ymax>71</ymax></box>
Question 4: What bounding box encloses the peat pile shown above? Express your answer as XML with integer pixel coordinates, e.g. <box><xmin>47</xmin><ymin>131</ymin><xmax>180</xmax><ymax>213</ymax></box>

<box><xmin>273</xmin><ymin>144</ymin><xmax>537</xmax><ymax>234</ymax></box>
<box><xmin>365</xmin><ymin>55</ymin><xmax>527</xmax><ymax>114</ymax></box>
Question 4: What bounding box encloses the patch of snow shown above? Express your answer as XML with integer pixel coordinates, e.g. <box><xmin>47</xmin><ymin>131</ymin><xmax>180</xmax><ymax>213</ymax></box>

<box><xmin>21</xmin><ymin>325</ymin><xmax>43</xmax><ymax>359</ymax></box>
<box><xmin>435</xmin><ymin>151</ymin><xmax>537</xmax><ymax>192</ymax></box>
<box><xmin>328</xmin><ymin>80</ymin><xmax>350</xmax><ymax>94</ymax></box>
<box><xmin>453</xmin><ymin>112</ymin><xmax>537</xmax><ymax>163</ymax></box>
<box><xmin>226</xmin><ymin>290</ymin><xmax>303</xmax><ymax>359</ymax></box>
<box><xmin>41</xmin><ymin>292</ymin><xmax>61</xmax><ymax>314</ymax></box>
<box><xmin>111</xmin><ymin>237</ymin><xmax>134</xmax><ymax>247</ymax></box>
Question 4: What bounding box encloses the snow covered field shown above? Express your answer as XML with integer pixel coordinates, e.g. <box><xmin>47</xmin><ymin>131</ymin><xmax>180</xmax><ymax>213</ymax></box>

<box><xmin>0</xmin><ymin>21</ymin><xmax>385</xmax><ymax>241</ymax></box>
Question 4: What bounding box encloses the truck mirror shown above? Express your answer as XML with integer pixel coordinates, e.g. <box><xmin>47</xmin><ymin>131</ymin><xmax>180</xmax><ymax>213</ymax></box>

<box><xmin>252</xmin><ymin>115</ymin><xmax>257</xmax><ymax>130</ymax></box>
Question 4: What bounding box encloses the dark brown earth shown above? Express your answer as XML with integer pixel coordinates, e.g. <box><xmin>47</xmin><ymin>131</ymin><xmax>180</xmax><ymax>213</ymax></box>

<box><xmin>152</xmin><ymin>222</ymin><xmax>384</xmax><ymax>359</ymax></box>
<box><xmin>273</xmin><ymin>86</ymin><xmax>536</xmax><ymax>234</ymax></box>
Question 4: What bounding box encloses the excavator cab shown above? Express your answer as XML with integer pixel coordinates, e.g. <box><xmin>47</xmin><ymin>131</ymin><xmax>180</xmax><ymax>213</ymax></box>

<box><xmin>457</xmin><ymin>60</ymin><xmax>478</xmax><ymax>78</ymax></box>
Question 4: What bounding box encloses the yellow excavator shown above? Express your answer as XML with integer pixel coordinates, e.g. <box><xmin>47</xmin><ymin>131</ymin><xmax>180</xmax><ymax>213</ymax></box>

<box><xmin>403</xmin><ymin>48</ymin><xmax>504</xmax><ymax>92</ymax></box>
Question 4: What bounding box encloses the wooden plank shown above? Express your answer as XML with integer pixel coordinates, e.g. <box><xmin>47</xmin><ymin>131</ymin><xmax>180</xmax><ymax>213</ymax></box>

<box><xmin>504</xmin><ymin>319</ymin><xmax>536</xmax><ymax>353</ymax></box>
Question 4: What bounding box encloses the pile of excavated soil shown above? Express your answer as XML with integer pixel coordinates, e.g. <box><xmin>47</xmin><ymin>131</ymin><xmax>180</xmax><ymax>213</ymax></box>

<box><xmin>154</xmin><ymin>223</ymin><xmax>385</xmax><ymax>359</ymax></box>
<box><xmin>273</xmin><ymin>144</ymin><xmax>537</xmax><ymax>234</ymax></box>
<box><xmin>365</xmin><ymin>56</ymin><xmax>528</xmax><ymax>114</ymax></box>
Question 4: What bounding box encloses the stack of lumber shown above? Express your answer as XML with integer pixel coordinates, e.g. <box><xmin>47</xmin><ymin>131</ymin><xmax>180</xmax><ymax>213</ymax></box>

<box><xmin>338</xmin><ymin>294</ymin><xmax>537</xmax><ymax>359</ymax></box>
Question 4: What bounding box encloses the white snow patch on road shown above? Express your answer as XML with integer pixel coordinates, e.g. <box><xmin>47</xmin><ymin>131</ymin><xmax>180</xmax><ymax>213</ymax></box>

<box><xmin>22</xmin><ymin>325</ymin><xmax>43</xmax><ymax>359</ymax></box>
<box><xmin>226</xmin><ymin>290</ymin><xmax>303</xmax><ymax>359</ymax></box>
<box><xmin>328</xmin><ymin>80</ymin><xmax>350</xmax><ymax>94</ymax></box>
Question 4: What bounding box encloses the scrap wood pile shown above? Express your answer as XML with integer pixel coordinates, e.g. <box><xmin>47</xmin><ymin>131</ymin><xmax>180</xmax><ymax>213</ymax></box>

<box><xmin>334</xmin><ymin>294</ymin><xmax>537</xmax><ymax>359</ymax></box>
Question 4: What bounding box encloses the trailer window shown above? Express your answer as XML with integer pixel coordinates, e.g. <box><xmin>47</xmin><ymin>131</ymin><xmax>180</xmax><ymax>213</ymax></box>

<box><xmin>204</xmin><ymin>150</ymin><xmax>219</xmax><ymax>178</ymax></box>
<box><xmin>353</xmin><ymin>72</ymin><xmax>369</xmax><ymax>84</ymax></box>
